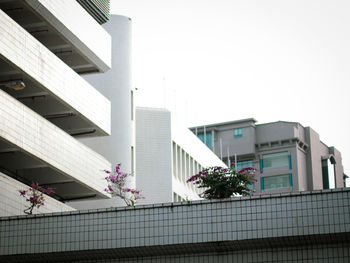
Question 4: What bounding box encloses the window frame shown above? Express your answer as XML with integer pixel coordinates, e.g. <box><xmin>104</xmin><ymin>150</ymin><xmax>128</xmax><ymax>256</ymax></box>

<box><xmin>233</xmin><ymin>128</ymin><xmax>243</xmax><ymax>138</ymax></box>
<box><xmin>197</xmin><ymin>132</ymin><xmax>213</xmax><ymax>148</ymax></box>
<box><xmin>261</xmin><ymin>174</ymin><xmax>293</xmax><ymax>190</ymax></box>
<box><xmin>261</xmin><ymin>152</ymin><xmax>291</xmax><ymax>170</ymax></box>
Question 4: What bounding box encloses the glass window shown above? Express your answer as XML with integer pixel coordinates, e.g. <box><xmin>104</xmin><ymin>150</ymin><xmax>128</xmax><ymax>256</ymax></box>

<box><xmin>262</xmin><ymin>174</ymin><xmax>292</xmax><ymax>190</ymax></box>
<box><xmin>236</xmin><ymin>160</ymin><xmax>253</xmax><ymax>170</ymax></box>
<box><xmin>322</xmin><ymin>159</ymin><xmax>335</xmax><ymax>189</ymax></box>
<box><xmin>197</xmin><ymin>132</ymin><xmax>213</xmax><ymax>148</ymax></box>
<box><xmin>262</xmin><ymin>152</ymin><xmax>289</xmax><ymax>169</ymax></box>
<box><xmin>234</xmin><ymin>128</ymin><xmax>242</xmax><ymax>138</ymax></box>
<box><xmin>237</xmin><ymin>160</ymin><xmax>254</xmax><ymax>189</ymax></box>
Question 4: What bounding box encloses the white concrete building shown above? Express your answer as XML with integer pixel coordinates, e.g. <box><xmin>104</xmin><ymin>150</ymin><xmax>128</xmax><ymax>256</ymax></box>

<box><xmin>136</xmin><ymin>107</ymin><xmax>226</xmax><ymax>203</ymax></box>
<box><xmin>68</xmin><ymin>14</ymin><xmax>135</xmax><ymax>210</ymax></box>
<box><xmin>0</xmin><ymin>0</ymin><xmax>112</xmax><ymax>216</ymax></box>
<box><xmin>0</xmin><ymin>1</ymin><xmax>228</xmax><ymax>212</ymax></box>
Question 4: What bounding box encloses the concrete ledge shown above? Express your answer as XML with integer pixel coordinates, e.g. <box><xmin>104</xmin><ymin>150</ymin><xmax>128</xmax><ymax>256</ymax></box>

<box><xmin>0</xmin><ymin>173</ymin><xmax>75</xmax><ymax>217</ymax></box>
<box><xmin>1</xmin><ymin>188</ymin><xmax>349</xmax><ymax>261</ymax></box>
<box><xmin>0</xmin><ymin>90</ymin><xmax>110</xmax><ymax>200</ymax></box>
<box><xmin>0</xmin><ymin>9</ymin><xmax>111</xmax><ymax>135</ymax></box>
<box><xmin>25</xmin><ymin>0</ymin><xmax>111</xmax><ymax>72</ymax></box>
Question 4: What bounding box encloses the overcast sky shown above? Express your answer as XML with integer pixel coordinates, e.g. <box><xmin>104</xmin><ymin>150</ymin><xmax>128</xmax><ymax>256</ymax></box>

<box><xmin>111</xmin><ymin>0</ymin><xmax>350</xmax><ymax>182</ymax></box>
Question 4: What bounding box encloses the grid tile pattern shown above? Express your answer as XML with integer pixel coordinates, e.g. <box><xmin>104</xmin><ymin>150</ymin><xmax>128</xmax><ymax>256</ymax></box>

<box><xmin>26</xmin><ymin>0</ymin><xmax>111</xmax><ymax>71</ymax></box>
<box><xmin>0</xmin><ymin>188</ymin><xmax>349</xmax><ymax>262</ymax></box>
<box><xmin>76</xmin><ymin>243</ymin><xmax>350</xmax><ymax>263</ymax></box>
<box><xmin>0</xmin><ymin>173</ymin><xmax>75</xmax><ymax>217</ymax></box>
<box><xmin>0</xmin><ymin>9</ymin><xmax>111</xmax><ymax>134</ymax></box>
<box><xmin>0</xmin><ymin>90</ymin><xmax>110</xmax><ymax>198</ymax></box>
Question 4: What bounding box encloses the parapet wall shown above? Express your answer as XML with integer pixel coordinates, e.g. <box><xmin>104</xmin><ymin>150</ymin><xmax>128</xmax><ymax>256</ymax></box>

<box><xmin>1</xmin><ymin>188</ymin><xmax>349</xmax><ymax>262</ymax></box>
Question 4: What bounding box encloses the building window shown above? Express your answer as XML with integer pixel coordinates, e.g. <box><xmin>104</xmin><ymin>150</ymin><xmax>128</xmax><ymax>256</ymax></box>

<box><xmin>261</xmin><ymin>174</ymin><xmax>292</xmax><ymax>190</ymax></box>
<box><xmin>236</xmin><ymin>160</ymin><xmax>254</xmax><ymax>189</ymax></box>
<box><xmin>236</xmin><ymin>160</ymin><xmax>253</xmax><ymax>170</ymax></box>
<box><xmin>261</xmin><ymin>152</ymin><xmax>290</xmax><ymax>169</ymax></box>
<box><xmin>234</xmin><ymin>128</ymin><xmax>242</xmax><ymax>138</ymax></box>
<box><xmin>322</xmin><ymin>159</ymin><xmax>335</xmax><ymax>189</ymax></box>
<box><xmin>197</xmin><ymin>132</ymin><xmax>213</xmax><ymax>148</ymax></box>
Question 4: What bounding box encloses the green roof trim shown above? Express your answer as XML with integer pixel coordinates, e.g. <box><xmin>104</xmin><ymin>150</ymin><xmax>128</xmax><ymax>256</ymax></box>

<box><xmin>77</xmin><ymin>0</ymin><xmax>110</xmax><ymax>24</ymax></box>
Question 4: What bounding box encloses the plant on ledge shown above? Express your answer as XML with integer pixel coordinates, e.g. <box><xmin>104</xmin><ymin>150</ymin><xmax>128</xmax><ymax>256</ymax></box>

<box><xmin>187</xmin><ymin>165</ymin><xmax>258</xmax><ymax>199</ymax></box>
<box><xmin>19</xmin><ymin>183</ymin><xmax>54</xmax><ymax>215</ymax></box>
<box><xmin>104</xmin><ymin>163</ymin><xmax>144</xmax><ymax>206</ymax></box>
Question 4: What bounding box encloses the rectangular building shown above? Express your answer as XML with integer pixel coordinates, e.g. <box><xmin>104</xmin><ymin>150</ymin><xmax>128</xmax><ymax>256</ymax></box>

<box><xmin>136</xmin><ymin>107</ymin><xmax>226</xmax><ymax>203</ymax></box>
<box><xmin>191</xmin><ymin>119</ymin><xmax>345</xmax><ymax>194</ymax></box>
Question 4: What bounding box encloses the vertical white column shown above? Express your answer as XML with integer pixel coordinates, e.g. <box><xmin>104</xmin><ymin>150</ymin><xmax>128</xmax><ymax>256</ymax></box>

<box><xmin>69</xmin><ymin>15</ymin><xmax>133</xmax><ymax>209</ymax></box>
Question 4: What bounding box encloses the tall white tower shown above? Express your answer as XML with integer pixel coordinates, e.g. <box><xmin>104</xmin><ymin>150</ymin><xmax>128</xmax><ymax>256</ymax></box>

<box><xmin>69</xmin><ymin>15</ymin><xmax>134</xmax><ymax>209</ymax></box>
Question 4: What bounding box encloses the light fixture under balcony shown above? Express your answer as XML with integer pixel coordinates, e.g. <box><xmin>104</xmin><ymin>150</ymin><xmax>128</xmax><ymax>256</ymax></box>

<box><xmin>0</xmin><ymin>80</ymin><xmax>26</xmax><ymax>91</ymax></box>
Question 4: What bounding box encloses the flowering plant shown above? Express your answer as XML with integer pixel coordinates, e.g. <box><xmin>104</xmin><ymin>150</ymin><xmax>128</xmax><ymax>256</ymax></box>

<box><xmin>19</xmin><ymin>183</ymin><xmax>54</xmax><ymax>215</ymax></box>
<box><xmin>104</xmin><ymin>163</ymin><xmax>144</xmax><ymax>206</ymax></box>
<box><xmin>187</xmin><ymin>165</ymin><xmax>258</xmax><ymax>199</ymax></box>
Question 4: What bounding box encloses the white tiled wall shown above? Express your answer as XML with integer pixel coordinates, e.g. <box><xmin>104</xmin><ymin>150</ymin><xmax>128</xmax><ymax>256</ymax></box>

<box><xmin>0</xmin><ymin>189</ymin><xmax>349</xmax><ymax>261</ymax></box>
<box><xmin>0</xmin><ymin>90</ymin><xmax>110</xmax><ymax>197</ymax></box>
<box><xmin>0</xmin><ymin>9</ymin><xmax>111</xmax><ymax>135</ymax></box>
<box><xmin>26</xmin><ymin>0</ymin><xmax>111</xmax><ymax>72</ymax></box>
<box><xmin>0</xmin><ymin>173</ymin><xmax>75</xmax><ymax>217</ymax></box>
<box><xmin>172</xmin><ymin>119</ymin><xmax>226</xmax><ymax>167</ymax></box>
<box><xmin>136</xmin><ymin>107</ymin><xmax>226</xmax><ymax>204</ymax></box>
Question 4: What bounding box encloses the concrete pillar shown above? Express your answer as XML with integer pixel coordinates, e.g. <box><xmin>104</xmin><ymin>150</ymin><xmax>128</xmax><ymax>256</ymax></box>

<box><xmin>69</xmin><ymin>15</ymin><xmax>134</xmax><ymax>209</ymax></box>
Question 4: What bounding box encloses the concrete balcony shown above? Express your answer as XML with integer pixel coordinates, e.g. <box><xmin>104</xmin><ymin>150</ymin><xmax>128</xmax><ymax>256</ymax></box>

<box><xmin>0</xmin><ymin>90</ymin><xmax>110</xmax><ymax>201</ymax></box>
<box><xmin>0</xmin><ymin>9</ymin><xmax>110</xmax><ymax>136</ymax></box>
<box><xmin>0</xmin><ymin>0</ymin><xmax>111</xmax><ymax>73</ymax></box>
<box><xmin>0</xmin><ymin>173</ymin><xmax>75</xmax><ymax>217</ymax></box>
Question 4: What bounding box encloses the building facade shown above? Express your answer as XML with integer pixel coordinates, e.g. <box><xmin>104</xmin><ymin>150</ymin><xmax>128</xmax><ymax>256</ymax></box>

<box><xmin>0</xmin><ymin>0</ymin><xmax>112</xmax><ymax>216</ymax></box>
<box><xmin>191</xmin><ymin>119</ymin><xmax>345</xmax><ymax>194</ymax></box>
<box><xmin>68</xmin><ymin>14</ymin><xmax>135</xmax><ymax>210</ymax></box>
<box><xmin>136</xmin><ymin>107</ymin><xmax>226</xmax><ymax>203</ymax></box>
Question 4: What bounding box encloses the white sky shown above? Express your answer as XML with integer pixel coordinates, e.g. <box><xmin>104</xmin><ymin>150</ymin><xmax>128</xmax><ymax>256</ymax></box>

<box><xmin>110</xmin><ymin>0</ymin><xmax>350</xmax><ymax>182</ymax></box>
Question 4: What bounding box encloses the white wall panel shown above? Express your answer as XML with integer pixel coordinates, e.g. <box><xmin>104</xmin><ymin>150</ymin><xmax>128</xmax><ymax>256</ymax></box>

<box><xmin>25</xmin><ymin>0</ymin><xmax>111</xmax><ymax>72</ymax></box>
<box><xmin>0</xmin><ymin>10</ymin><xmax>111</xmax><ymax>135</ymax></box>
<box><xmin>0</xmin><ymin>90</ymin><xmax>110</xmax><ymax>198</ymax></box>
<box><xmin>172</xmin><ymin>119</ymin><xmax>226</xmax><ymax>168</ymax></box>
<box><xmin>0</xmin><ymin>173</ymin><xmax>75</xmax><ymax>217</ymax></box>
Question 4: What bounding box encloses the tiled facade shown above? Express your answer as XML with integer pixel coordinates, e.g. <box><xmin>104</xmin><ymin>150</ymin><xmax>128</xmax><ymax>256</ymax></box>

<box><xmin>72</xmin><ymin>245</ymin><xmax>350</xmax><ymax>263</ymax></box>
<box><xmin>0</xmin><ymin>0</ymin><xmax>112</xmax><ymax>216</ymax></box>
<box><xmin>135</xmin><ymin>107</ymin><xmax>226</xmax><ymax>204</ymax></box>
<box><xmin>0</xmin><ymin>9</ymin><xmax>111</xmax><ymax>135</ymax></box>
<box><xmin>68</xmin><ymin>15</ymin><xmax>135</xmax><ymax>210</ymax></box>
<box><xmin>25</xmin><ymin>0</ymin><xmax>112</xmax><ymax>72</ymax></box>
<box><xmin>0</xmin><ymin>173</ymin><xmax>74</xmax><ymax>217</ymax></box>
<box><xmin>1</xmin><ymin>188</ymin><xmax>349</xmax><ymax>262</ymax></box>
<box><xmin>0</xmin><ymin>90</ymin><xmax>110</xmax><ymax>198</ymax></box>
